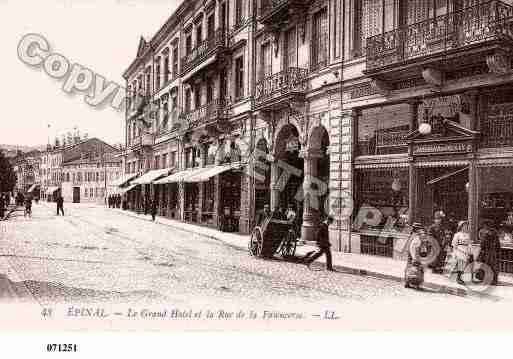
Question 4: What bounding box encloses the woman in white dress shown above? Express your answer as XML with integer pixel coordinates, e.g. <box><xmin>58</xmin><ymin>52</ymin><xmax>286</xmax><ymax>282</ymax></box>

<box><xmin>452</xmin><ymin>220</ymin><xmax>472</xmax><ymax>285</ymax></box>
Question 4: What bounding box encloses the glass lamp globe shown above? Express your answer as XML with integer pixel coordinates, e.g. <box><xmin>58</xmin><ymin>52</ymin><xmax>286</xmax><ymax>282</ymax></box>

<box><xmin>419</xmin><ymin>122</ymin><xmax>432</xmax><ymax>135</ymax></box>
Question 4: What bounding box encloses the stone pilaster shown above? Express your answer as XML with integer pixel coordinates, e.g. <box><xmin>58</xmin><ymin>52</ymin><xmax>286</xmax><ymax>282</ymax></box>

<box><xmin>300</xmin><ymin>149</ymin><xmax>323</xmax><ymax>242</ymax></box>
<box><xmin>270</xmin><ymin>159</ymin><xmax>280</xmax><ymax>212</ymax></box>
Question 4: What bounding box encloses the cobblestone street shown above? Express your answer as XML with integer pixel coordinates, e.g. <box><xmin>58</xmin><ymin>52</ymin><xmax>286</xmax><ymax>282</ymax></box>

<box><xmin>0</xmin><ymin>202</ymin><xmax>473</xmax><ymax>308</ymax></box>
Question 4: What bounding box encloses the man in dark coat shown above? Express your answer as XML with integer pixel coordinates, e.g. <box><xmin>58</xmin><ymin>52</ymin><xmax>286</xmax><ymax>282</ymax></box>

<box><xmin>427</xmin><ymin>211</ymin><xmax>447</xmax><ymax>274</ymax></box>
<box><xmin>478</xmin><ymin>220</ymin><xmax>501</xmax><ymax>285</ymax></box>
<box><xmin>304</xmin><ymin>216</ymin><xmax>334</xmax><ymax>271</ymax></box>
<box><xmin>150</xmin><ymin>200</ymin><xmax>157</xmax><ymax>221</ymax></box>
<box><xmin>56</xmin><ymin>195</ymin><xmax>64</xmax><ymax>216</ymax></box>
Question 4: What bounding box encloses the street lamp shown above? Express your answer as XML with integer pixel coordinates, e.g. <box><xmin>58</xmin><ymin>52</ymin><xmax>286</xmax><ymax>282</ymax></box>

<box><xmin>419</xmin><ymin>122</ymin><xmax>432</xmax><ymax>135</ymax></box>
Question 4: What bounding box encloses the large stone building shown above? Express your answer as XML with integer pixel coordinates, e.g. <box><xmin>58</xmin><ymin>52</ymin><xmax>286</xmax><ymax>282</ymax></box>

<box><xmin>122</xmin><ymin>0</ymin><xmax>513</xmax><ymax>273</ymax></box>
<box><xmin>122</xmin><ymin>0</ymin><xmax>343</xmax><ymax>241</ymax></box>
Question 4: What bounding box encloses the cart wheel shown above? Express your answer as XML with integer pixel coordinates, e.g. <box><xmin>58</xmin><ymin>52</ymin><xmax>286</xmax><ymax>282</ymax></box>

<box><xmin>281</xmin><ymin>230</ymin><xmax>297</xmax><ymax>258</ymax></box>
<box><xmin>249</xmin><ymin>227</ymin><xmax>263</xmax><ymax>257</ymax></box>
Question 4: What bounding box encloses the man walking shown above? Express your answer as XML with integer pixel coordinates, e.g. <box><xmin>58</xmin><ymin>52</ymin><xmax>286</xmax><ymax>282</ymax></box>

<box><xmin>428</xmin><ymin>211</ymin><xmax>447</xmax><ymax>274</ymax></box>
<box><xmin>56</xmin><ymin>194</ymin><xmax>64</xmax><ymax>216</ymax></box>
<box><xmin>150</xmin><ymin>199</ymin><xmax>157</xmax><ymax>221</ymax></box>
<box><xmin>304</xmin><ymin>216</ymin><xmax>334</xmax><ymax>271</ymax></box>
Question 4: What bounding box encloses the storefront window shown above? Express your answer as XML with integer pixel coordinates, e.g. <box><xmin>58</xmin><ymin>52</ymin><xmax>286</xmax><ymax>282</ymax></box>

<box><xmin>479</xmin><ymin>166</ymin><xmax>513</xmax><ymax>273</ymax></box>
<box><xmin>355</xmin><ymin>168</ymin><xmax>409</xmax><ymax>230</ymax></box>
<box><xmin>204</xmin><ymin>177</ymin><xmax>215</xmax><ymax>213</ymax></box>
<box><xmin>357</xmin><ymin>104</ymin><xmax>410</xmax><ymax>156</ymax></box>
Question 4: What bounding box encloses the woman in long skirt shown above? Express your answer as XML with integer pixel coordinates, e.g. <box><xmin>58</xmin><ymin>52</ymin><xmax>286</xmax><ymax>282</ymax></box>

<box><xmin>452</xmin><ymin>221</ymin><xmax>472</xmax><ymax>285</ymax></box>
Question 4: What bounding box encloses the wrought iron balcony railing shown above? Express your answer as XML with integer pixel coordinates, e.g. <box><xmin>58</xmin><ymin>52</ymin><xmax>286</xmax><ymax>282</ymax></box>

<box><xmin>366</xmin><ymin>1</ymin><xmax>513</xmax><ymax>72</ymax></box>
<box><xmin>258</xmin><ymin>0</ymin><xmax>309</xmax><ymax>22</ymax></box>
<box><xmin>182</xmin><ymin>98</ymin><xmax>229</xmax><ymax>129</ymax></box>
<box><xmin>130</xmin><ymin>133</ymin><xmax>154</xmax><ymax>149</ymax></box>
<box><xmin>254</xmin><ymin>67</ymin><xmax>309</xmax><ymax>106</ymax></box>
<box><xmin>181</xmin><ymin>29</ymin><xmax>227</xmax><ymax>76</ymax></box>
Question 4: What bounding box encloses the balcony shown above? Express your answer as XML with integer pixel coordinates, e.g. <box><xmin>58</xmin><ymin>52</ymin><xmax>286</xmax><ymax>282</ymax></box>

<box><xmin>365</xmin><ymin>1</ymin><xmax>513</xmax><ymax>81</ymax></box>
<box><xmin>254</xmin><ymin>67</ymin><xmax>309</xmax><ymax>111</ymax></box>
<box><xmin>257</xmin><ymin>0</ymin><xmax>310</xmax><ymax>26</ymax></box>
<box><xmin>182</xmin><ymin>99</ymin><xmax>229</xmax><ymax>130</ymax></box>
<box><xmin>180</xmin><ymin>30</ymin><xmax>227</xmax><ymax>77</ymax></box>
<box><xmin>130</xmin><ymin>133</ymin><xmax>154</xmax><ymax>151</ymax></box>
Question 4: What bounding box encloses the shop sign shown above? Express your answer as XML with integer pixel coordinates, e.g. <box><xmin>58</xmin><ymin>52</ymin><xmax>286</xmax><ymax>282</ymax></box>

<box><xmin>413</xmin><ymin>142</ymin><xmax>472</xmax><ymax>155</ymax></box>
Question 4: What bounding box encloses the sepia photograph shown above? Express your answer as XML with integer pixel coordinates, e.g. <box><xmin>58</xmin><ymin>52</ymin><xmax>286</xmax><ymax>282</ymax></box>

<box><xmin>2</xmin><ymin>0</ymin><xmax>513</xmax><ymax>355</ymax></box>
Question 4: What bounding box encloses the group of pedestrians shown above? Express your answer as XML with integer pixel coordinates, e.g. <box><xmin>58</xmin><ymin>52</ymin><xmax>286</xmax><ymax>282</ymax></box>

<box><xmin>108</xmin><ymin>194</ymin><xmax>122</xmax><ymax>209</ymax></box>
<box><xmin>408</xmin><ymin>210</ymin><xmax>501</xmax><ymax>286</ymax></box>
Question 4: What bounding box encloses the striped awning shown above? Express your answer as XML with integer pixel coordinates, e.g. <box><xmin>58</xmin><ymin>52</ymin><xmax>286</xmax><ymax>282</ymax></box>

<box><xmin>185</xmin><ymin>164</ymin><xmax>237</xmax><ymax>183</ymax></box>
<box><xmin>131</xmin><ymin>168</ymin><xmax>173</xmax><ymax>185</ymax></box>
<box><xmin>109</xmin><ymin>173</ymin><xmax>138</xmax><ymax>187</ymax></box>
<box><xmin>415</xmin><ymin>160</ymin><xmax>469</xmax><ymax>168</ymax></box>
<box><xmin>155</xmin><ymin>168</ymin><xmax>202</xmax><ymax>184</ymax></box>
<box><xmin>27</xmin><ymin>184</ymin><xmax>39</xmax><ymax>193</ymax></box>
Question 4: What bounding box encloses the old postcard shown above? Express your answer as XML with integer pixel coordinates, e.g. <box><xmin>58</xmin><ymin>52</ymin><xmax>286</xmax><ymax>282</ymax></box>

<box><xmin>2</xmin><ymin>0</ymin><xmax>513</xmax><ymax>345</ymax></box>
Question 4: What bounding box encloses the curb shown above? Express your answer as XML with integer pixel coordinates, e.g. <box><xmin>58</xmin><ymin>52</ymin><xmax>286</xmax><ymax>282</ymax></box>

<box><xmin>111</xmin><ymin>208</ymin><xmax>469</xmax><ymax>297</ymax></box>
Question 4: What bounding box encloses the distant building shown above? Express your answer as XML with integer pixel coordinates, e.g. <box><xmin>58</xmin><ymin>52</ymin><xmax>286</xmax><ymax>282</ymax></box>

<box><xmin>41</xmin><ymin>138</ymin><xmax>122</xmax><ymax>202</ymax></box>
<box><xmin>13</xmin><ymin>150</ymin><xmax>42</xmax><ymax>196</ymax></box>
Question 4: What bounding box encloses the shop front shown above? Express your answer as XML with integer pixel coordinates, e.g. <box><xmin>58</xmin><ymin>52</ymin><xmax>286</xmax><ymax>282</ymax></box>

<box><xmin>352</xmin><ymin>90</ymin><xmax>513</xmax><ymax>273</ymax></box>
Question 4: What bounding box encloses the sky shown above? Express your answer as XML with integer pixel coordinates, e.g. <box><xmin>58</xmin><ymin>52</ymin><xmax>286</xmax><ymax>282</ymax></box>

<box><xmin>0</xmin><ymin>0</ymin><xmax>181</xmax><ymax>147</ymax></box>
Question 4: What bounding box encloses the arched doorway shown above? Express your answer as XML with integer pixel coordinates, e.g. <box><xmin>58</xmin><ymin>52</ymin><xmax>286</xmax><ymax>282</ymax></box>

<box><xmin>273</xmin><ymin>124</ymin><xmax>304</xmax><ymax>220</ymax></box>
<box><xmin>302</xmin><ymin>125</ymin><xmax>330</xmax><ymax>241</ymax></box>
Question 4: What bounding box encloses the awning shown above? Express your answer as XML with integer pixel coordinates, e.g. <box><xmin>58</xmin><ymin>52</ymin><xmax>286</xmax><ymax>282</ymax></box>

<box><xmin>46</xmin><ymin>186</ymin><xmax>59</xmax><ymax>195</ymax></box>
<box><xmin>427</xmin><ymin>167</ymin><xmax>469</xmax><ymax>185</ymax></box>
<box><xmin>27</xmin><ymin>184</ymin><xmax>40</xmax><ymax>193</ymax></box>
<box><xmin>109</xmin><ymin>173</ymin><xmax>138</xmax><ymax>187</ymax></box>
<box><xmin>154</xmin><ymin>168</ymin><xmax>200</xmax><ymax>184</ymax></box>
<box><xmin>119</xmin><ymin>184</ymin><xmax>138</xmax><ymax>195</ymax></box>
<box><xmin>185</xmin><ymin>164</ymin><xmax>236</xmax><ymax>183</ymax></box>
<box><xmin>131</xmin><ymin>168</ymin><xmax>173</xmax><ymax>185</ymax></box>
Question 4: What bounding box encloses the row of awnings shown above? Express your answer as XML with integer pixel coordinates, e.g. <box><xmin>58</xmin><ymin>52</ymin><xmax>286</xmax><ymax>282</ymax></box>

<box><xmin>110</xmin><ymin>164</ymin><xmax>242</xmax><ymax>195</ymax></box>
<box><xmin>155</xmin><ymin>163</ymin><xmax>240</xmax><ymax>185</ymax></box>
<box><xmin>27</xmin><ymin>184</ymin><xmax>40</xmax><ymax>193</ymax></box>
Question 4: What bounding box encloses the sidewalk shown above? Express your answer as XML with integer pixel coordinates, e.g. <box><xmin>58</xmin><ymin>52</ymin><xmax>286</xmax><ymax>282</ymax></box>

<box><xmin>107</xmin><ymin>207</ymin><xmax>513</xmax><ymax>299</ymax></box>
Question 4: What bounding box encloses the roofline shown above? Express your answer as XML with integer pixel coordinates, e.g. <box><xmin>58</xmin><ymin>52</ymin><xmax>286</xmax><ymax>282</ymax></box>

<box><xmin>123</xmin><ymin>0</ymin><xmax>194</xmax><ymax>80</ymax></box>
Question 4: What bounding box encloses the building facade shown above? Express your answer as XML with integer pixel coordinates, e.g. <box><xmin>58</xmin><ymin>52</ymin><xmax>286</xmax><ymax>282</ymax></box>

<box><xmin>41</xmin><ymin>138</ymin><xmax>122</xmax><ymax>202</ymax></box>
<box><xmin>123</xmin><ymin>0</ymin><xmax>343</xmax><ymax>241</ymax></box>
<box><xmin>13</xmin><ymin>150</ymin><xmax>41</xmax><ymax>196</ymax></box>
<box><xmin>122</xmin><ymin>0</ymin><xmax>513</xmax><ymax>272</ymax></box>
<box><xmin>61</xmin><ymin>152</ymin><xmax>122</xmax><ymax>204</ymax></box>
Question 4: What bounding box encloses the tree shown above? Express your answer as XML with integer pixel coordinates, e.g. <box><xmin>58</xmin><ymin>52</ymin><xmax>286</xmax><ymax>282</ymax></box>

<box><xmin>0</xmin><ymin>150</ymin><xmax>16</xmax><ymax>193</ymax></box>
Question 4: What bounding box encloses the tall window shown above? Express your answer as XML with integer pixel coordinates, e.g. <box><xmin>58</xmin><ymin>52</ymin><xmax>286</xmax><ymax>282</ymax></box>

<box><xmin>311</xmin><ymin>8</ymin><xmax>328</xmax><ymax>71</ymax></box>
<box><xmin>356</xmin><ymin>104</ymin><xmax>410</xmax><ymax>156</ymax></box>
<box><xmin>155</xmin><ymin>58</ymin><xmax>161</xmax><ymax>90</ymax></box>
<box><xmin>170</xmin><ymin>152</ymin><xmax>176</xmax><ymax>168</ymax></box>
<box><xmin>285</xmin><ymin>27</ymin><xmax>297</xmax><ymax>69</ymax></box>
<box><xmin>261</xmin><ymin>42</ymin><xmax>271</xmax><ymax>79</ymax></box>
<box><xmin>162</xmin><ymin>153</ymin><xmax>168</xmax><ymax>169</ymax></box>
<box><xmin>172</xmin><ymin>45</ymin><xmax>179</xmax><ymax>77</ymax></box>
<box><xmin>185</xmin><ymin>88</ymin><xmax>192</xmax><ymax>112</ymax></box>
<box><xmin>154</xmin><ymin>155</ymin><xmax>160</xmax><ymax>169</ymax></box>
<box><xmin>356</xmin><ymin>0</ymin><xmax>396</xmax><ymax>53</ymax></box>
<box><xmin>220</xmin><ymin>68</ymin><xmax>227</xmax><ymax>100</ymax></box>
<box><xmin>207</xmin><ymin>13</ymin><xmax>215</xmax><ymax>38</ymax></box>
<box><xmin>194</xmin><ymin>83</ymin><xmax>202</xmax><ymax>108</ymax></box>
<box><xmin>185</xmin><ymin>33</ymin><xmax>192</xmax><ymax>55</ymax></box>
<box><xmin>207</xmin><ymin>77</ymin><xmax>214</xmax><ymax>104</ymax></box>
<box><xmin>235</xmin><ymin>0</ymin><xmax>244</xmax><ymax>25</ymax></box>
<box><xmin>163</xmin><ymin>54</ymin><xmax>169</xmax><ymax>83</ymax></box>
<box><xmin>196</xmin><ymin>24</ymin><xmax>203</xmax><ymax>47</ymax></box>
<box><xmin>145</xmin><ymin>68</ymin><xmax>151</xmax><ymax>96</ymax></box>
<box><xmin>235</xmin><ymin>56</ymin><xmax>244</xmax><ymax>99</ymax></box>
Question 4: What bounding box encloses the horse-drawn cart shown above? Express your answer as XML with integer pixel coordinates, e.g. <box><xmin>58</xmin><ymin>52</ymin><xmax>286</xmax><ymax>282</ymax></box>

<box><xmin>248</xmin><ymin>215</ymin><xmax>297</xmax><ymax>259</ymax></box>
